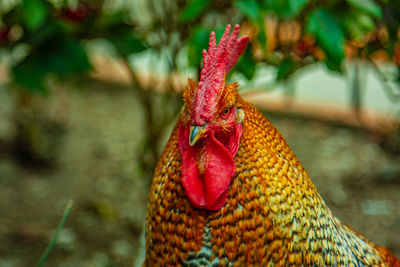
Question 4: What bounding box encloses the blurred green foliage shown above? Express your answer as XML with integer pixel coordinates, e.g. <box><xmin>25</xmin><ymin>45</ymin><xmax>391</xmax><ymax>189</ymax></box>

<box><xmin>0</xmin><ymin>0</ymin><xmax>148</xmax><ymax>94</ymax></box>
<box><xmin>306</xmin><ymin>8</ymin><xmax>345</xmax><ymax>71</ymax></box>
<box><xmin>0</xmin><ymin>0</ymin><xmax>399</xmax><ymax>92</ymax></box>
<box><xmin>234</xmin><ymin>0</ymin><xmax>260</xmax><ymax>21</ymax></box>
<box><xmin>261</xmin><ymin>0</ymin><xmax>308</xmax><ymax>19</ymax></box>
<box><xmin>180</xmin><ymin>0</ymin><xmax>211</xmax><ymax>22</ymax></box>
<box><xmin>0</xmin><ymin>0</ymin><xmax>399</xmax><ymax>171</ymax></box>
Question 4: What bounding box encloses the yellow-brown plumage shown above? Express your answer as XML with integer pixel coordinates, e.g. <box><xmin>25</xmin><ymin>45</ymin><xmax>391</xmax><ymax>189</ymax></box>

<box><xmin>145</xmin><ymin>89</ymin><xmax>399</xmax><ymax>266</ymax></box>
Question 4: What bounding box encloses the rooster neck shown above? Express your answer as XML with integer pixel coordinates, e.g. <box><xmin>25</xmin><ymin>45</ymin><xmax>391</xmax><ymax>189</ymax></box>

<box><xmin>145</xmin><ymin>97</ymin><xmax>395</xmax><ymax>266</ymax></box>
<box><xmin>206</xmin><ymin>96</ymin><xmax>386</xmax><ymax>265</ymax></box>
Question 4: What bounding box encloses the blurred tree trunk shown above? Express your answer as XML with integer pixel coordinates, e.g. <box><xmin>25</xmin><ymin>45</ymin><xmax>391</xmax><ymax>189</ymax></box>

<box><xmin>123</xmin><ymin>61</ymin><xmax>182</xmax><ymax>186</ymax></box>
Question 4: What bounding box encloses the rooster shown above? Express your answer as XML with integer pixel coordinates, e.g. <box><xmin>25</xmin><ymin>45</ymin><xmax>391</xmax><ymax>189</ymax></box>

<box><xmin>145</xmin><ymin>24</ymin><xmax>400</xmax><ymax>266</ymax></box>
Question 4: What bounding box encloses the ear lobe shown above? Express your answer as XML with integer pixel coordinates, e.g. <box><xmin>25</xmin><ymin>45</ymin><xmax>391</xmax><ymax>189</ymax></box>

<box><xmin>227</xmin><ymin>123</ymin><xmax>242</xmax><ymax>158</ymax></box>
<box><xmin>235</xmin><ymin>108</ymin><xmax>245</xmax><ymax>123</ymax></box>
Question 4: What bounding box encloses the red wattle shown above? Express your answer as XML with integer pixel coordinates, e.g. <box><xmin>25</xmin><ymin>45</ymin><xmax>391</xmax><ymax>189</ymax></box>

<box><xmin>178</xmin><ymin>123</ymin><xmax>242</xmax><ymax>210</ymax></box>
<box><xmin>178</xmin><ymin>125</ymin><xmax>205</xmax><ymax>207</ymax></box>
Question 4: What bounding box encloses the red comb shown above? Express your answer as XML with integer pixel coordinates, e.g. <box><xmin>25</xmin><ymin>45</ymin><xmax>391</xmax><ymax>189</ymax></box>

<box><xmin>192</xmin><ymin>24</ymin><xmax>249</xmax><ymax>125</ymax></box>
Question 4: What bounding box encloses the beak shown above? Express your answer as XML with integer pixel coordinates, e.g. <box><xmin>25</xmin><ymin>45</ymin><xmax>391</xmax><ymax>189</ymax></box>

<box><xmin>189</xmin><ymin>125</ymin><xmax>206</xmax><ymax>146</ymax></box>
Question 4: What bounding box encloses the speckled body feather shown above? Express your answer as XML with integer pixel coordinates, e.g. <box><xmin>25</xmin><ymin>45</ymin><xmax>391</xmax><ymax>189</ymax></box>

<box><xmin>145</xmin><ymin>95</ymin><xmax>399</xmax><ymax>266</ymax></box>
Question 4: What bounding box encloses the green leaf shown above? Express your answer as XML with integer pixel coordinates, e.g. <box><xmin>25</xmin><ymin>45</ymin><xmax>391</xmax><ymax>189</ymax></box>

<box><xmin>234</xmin><ymin>0</ymin><xmax>260</xmax><ymax>21</ymax></box>
<box><xmin>261</xmin><ymin>0</ymin><xmax>309</xmax><ymax>18</ymax></box>
<box><xmin>343</xmin><ymin>19</ymin><xmax>365</xmax><ymax>40</ymax></box>
<box><xmin>22</xmin><ymin>0</ymin><xmax>48</xmax><ymax>30</ymax></box>
<box><xmin>257</xmin><ymin>18</ymin><xmax>267</xmax><ymax>50</ymax></box>
<box><xmin>30</xmin><ymin>20</ymin><xmax>61</xmax><ymax>46</ymax></box>
<box><xmin>306</xmin><ymin>8</ymin><xmax>345</xmax><ymax>70</ymax></box>
<box><xmin>45</xmin><ymin>39</ymin><xmax>92</xmax><ymax>75</ymax></box>
<box><xmin>354</xmin><ymin>12</ymin><xmax>375</xmax><ymax>31</ymax></box>
<box><xmin>180</xmin><ymin>0</ymin><xmax>211</xmax><ymax>22</ymax></box>
<box><xmin>214</xmin><ymin>27</ymin><xmax>228</xmax><ymax>43</ymax></box>
<box><xmin>12</xmin><ymin>58</ymin><xmax>47</xmax><ymax>93</ymax></box>
<box><xmin>188</xmin><ymin>27</ymin><xmax>211</xmax><ymax>68</ymax></box>
<box><xmin>235</xmin><ymin>46</ymin><xmax>256</xmax><ymax>80</ymax></box>
<box><xmin>109</xmin><ymin>34</ymin><xmax>147</xmax><ymax>58</ymax></box>
<box><xmin>341</xmin><ymin>11</ymin><xmax>376</xmax><ymax>40</ymax></box>
<box><xmin>277</xmin><ymin>59</ymin><xmax>297</xmax><ymax>80</ymax></box>
<box><xmin>12</xmin><ymin>38</ymin><xmax>92</xmax><ymax>93</ymax></box>
<box><xmin>324</xmin><ymin>58</ymin><xmax>342</xmax><ymax>72</ymax></box>
<box><xmin>347</xmin><ymin>0</ymin><xmax>382</xmax><ymax>18</ymax></box>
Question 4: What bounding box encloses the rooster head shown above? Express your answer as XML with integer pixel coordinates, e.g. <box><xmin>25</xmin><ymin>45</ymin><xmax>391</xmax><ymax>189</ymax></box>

<box><xmin>178</xmin><ymin>24</ymin><xmax>249</xmax><ymax>210</ymax></box>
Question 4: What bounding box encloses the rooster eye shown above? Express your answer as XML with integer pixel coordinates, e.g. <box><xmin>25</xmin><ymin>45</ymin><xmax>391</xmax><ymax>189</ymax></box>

<box><xmin>223</xmin><ymin>107</ymin><xmax>230</xmax><ymax>115</ymax></box>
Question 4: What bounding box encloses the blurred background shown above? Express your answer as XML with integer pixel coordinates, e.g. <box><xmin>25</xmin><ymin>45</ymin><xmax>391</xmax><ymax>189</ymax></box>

<box><xmin>0</xmin><ymin>0</ymin><xmax>400</xmax><ymax>266</ymax></box>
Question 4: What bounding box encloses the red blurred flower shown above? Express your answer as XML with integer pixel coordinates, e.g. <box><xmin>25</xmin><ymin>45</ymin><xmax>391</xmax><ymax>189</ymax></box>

<box><xmin>394</xmin><ymin>43</ymin><xmax>400</xmax><ymax>66</ymax></box>
<box><xmin>61</xmin><ymin>5</ymin><xmax>89</xmax><ymax>23</ymax></box>
<box><xmin>0</xmin><ymin>26</ymin><xmax>10</xmax><ymax>46</ymax></box>
<box><xmin>293</xmin><ymin>36</ymin><xmax>315</xmax><ymax>58</ymax></box>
